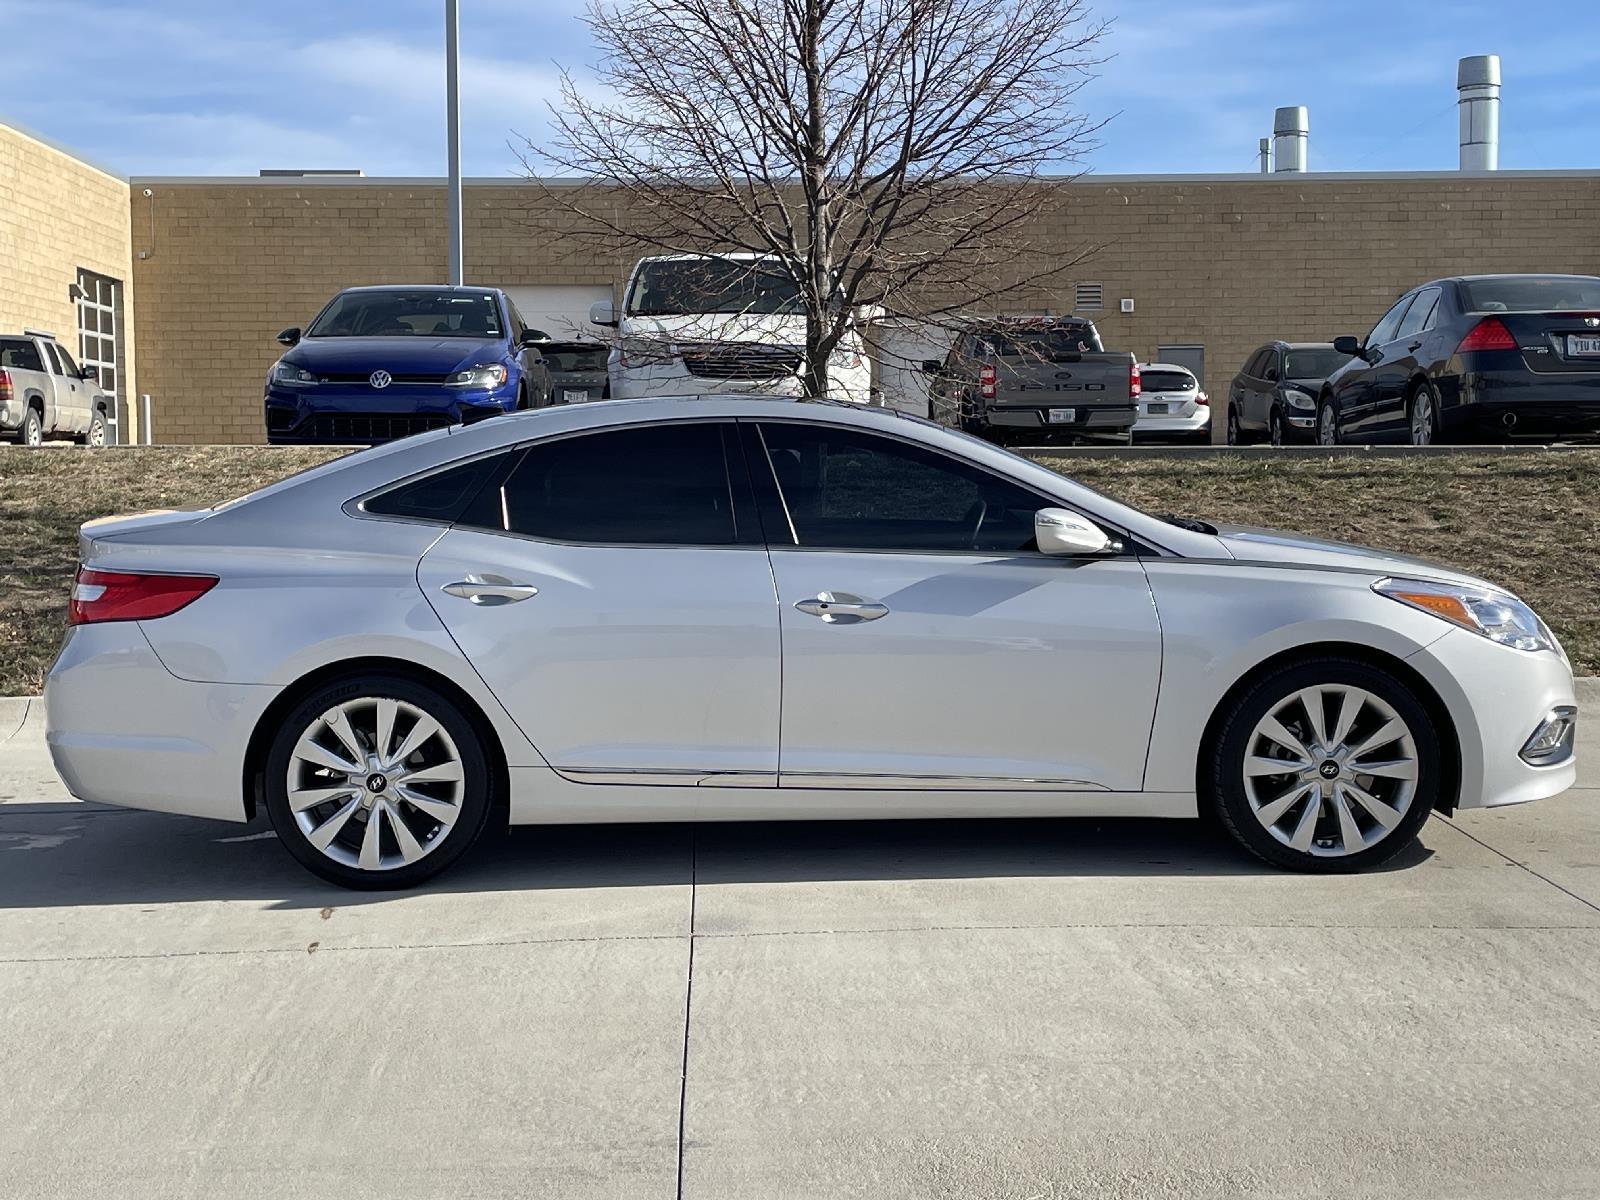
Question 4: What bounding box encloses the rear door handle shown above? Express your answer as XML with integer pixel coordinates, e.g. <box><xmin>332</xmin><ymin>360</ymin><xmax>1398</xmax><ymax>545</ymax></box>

<box><xmin>794</xmin><ymin>591</ymin><xmax>889</xmax><ymax>624</ymax></box>
<box><xmin>441</xmin><ymin>574</ymin><xmax>539</xmax><ymax>606</ymax></box>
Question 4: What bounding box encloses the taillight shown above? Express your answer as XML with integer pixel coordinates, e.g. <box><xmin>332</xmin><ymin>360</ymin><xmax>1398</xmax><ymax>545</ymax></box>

<box><xmin>1457</xmin><ymin>317</ymin><xmax>1517</xmax><ymax>353</ymax></box>
<box><xmin>1130</xmin><ymin>363</ymin><xmax>1142</xmax><ymax>398</ymax></box>
<box><xmin>1194</xmin><ymin>390</ymin><xmax>1209</xmax><ymax>406</ymax></box>
<box><xmin>68</xmin><ymin>567</ymin><xmax>218</xmax><ymax>626</ymax></box>
<box><xmin>0</xmin><ymin>369</ymin><xmax>12</xmax><ymax>405</ymax></box>
<box><xmin>978</xmin><ymin>363</ymin><xmax>996</xmax><ymax>400</ymax></box>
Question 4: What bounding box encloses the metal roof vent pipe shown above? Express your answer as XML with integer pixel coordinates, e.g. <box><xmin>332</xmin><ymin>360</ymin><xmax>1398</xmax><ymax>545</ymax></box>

<box><xmin>1272</xmin><ymin>106</ymin><xmax>1308</xmax><ymax>173</ymax></box>
<box><xmin>1458</xmin><ymin>55</ymin><xmax>1501</xmax><ymax>171</ymax></box>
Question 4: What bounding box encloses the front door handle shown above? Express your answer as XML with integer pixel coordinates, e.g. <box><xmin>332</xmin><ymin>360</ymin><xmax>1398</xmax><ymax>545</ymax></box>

<box><xmin>441</xmin><ymin>574</ymin><xmax>539</xmax><ymax>606</ymax></box>
<box><xmin>794</xmin><ymin>591</ymin><xmax>889</xmax><ymax>624</ymax></box>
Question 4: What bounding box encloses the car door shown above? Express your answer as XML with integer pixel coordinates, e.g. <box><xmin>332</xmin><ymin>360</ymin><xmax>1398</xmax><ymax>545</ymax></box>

<box><xmin>1257</xmin><ymin>349</ymin><xmax>1284</xmax><ymax>428</ymax></box>
<box><xmin>1371</xmin><ymin>287</ymin><xmax>1441</xmax><ymax>438</ymax></box>
<box><xmin>50</xmin><ymin>342</ymin><xmax>90</xmax><ymax>433</ymax></box>
<box><xmin>1342</xmin><ymin>294</ymin><xmax>1416</xmax><ymax>440</ymax></box>
<box><xmin>746</xmin><ymin>419</ymin><xmax>1163</xmax><ymax>792</ymax></box>
<box><xmin>415</xmin><ymin>420</ymin><xmax>782</xmax><ymax>784</ymax></box>
<box><xmin>37</xmin><ymin>341</ymin><xmax>68</xmax><ymax>432</ymax></box>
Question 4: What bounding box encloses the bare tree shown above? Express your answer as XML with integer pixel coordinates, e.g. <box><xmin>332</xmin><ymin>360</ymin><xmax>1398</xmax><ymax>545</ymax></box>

<box><xmin>530</xmin><ymin>0</ymin><xmax>1107</xmax><ymax>399</ymax></box>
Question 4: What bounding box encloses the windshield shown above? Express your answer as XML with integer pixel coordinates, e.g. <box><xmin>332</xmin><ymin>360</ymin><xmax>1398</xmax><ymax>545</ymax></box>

<box><xmin>307</xmin><ymin>290</ymin><xmax>504</xmax><ymax>338</ymax></box>
<box><xmin>539</xmin><ymin>343</ymin><xmax>608</xmax><ymax>371</ymax></box>
<box><xmin>1284</xmin><ymin>348</ymin><xmax>1353</xmax><ymax>379</ymax></box>
<box><xmin>1462</xmin><ymin>276</ymin><xmax>1600</xmax><ymax>313</ymax></box>
<box><xmin>972</xmin><ymin>325</ymin><xmax>1103</xmax><ymax>359</ymax></box>
<box><xmin>626</xmin><ymin>259</ymin><xmax>804</xmax><ymax>316</ymax></box>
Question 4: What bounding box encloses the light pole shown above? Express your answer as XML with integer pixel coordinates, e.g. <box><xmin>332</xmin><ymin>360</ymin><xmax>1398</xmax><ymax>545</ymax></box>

<box><xmin>445</xmin><ymin>0</ymin><xmax>463</xmax><ymax>285</ymax></box>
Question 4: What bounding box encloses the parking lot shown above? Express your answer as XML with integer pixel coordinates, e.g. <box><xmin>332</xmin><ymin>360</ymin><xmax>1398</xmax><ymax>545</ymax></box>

<box><xmin>1</xmin><ymin>688</ymin><xmax>1596</xmax><ymax>1199</ymax></box>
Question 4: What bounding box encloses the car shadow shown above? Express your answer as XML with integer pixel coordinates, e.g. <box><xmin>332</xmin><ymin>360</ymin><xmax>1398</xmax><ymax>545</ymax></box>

<box><xmin>0</xmin><ymin>803</ymin><xmax>1435</xmax><ymax>911</ymax></box>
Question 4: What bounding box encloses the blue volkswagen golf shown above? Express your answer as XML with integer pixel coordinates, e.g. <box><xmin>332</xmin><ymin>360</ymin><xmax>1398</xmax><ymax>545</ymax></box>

<box><xmin>264</xmin><ymin>285</ymin><xmax>546</xmax><ymax>443</ymax></box>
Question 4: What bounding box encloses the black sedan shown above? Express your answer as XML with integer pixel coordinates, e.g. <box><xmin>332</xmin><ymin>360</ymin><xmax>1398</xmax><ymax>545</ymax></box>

<box><xmin>1317</xmin><ymin>274</ymin><xmax>1600</xmax><ymax>445</ymax></box>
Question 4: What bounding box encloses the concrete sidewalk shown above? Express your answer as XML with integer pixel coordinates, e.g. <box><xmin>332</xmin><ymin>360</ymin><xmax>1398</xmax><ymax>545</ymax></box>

<box><xmin>1</xmin><ymin>694</ymin><xmax>1597</xmax><ymax>1199</ymax></box>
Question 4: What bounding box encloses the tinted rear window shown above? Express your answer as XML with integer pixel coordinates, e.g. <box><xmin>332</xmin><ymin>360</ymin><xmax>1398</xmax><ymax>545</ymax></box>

<box><xmin>365</xmin><ymin>453</ymin><xmax>508</xmax><ymax>524</ymax></box>
<box><xmin>971</xmin><ymin>326</ymin><xmax>1104</xmax><ymax>359</ymax></box>
<box><xmin>538</xmin><ymin>343</ymin><xmax>608</xmax><ymax>371</ymax></box>
<box><xmin>0</xmin><ymin>339</ymin><xmax>44</xmax><ymax>372</ymax></box>
<box><xmin>1462</xmin><ymin>277</ymin><xmax>1600</xmax><ymax>313</ymax></box>
<box><xmin>1140</xmin><ymin>369</ymin><xmax>1194</xmax><ymax>392</ymax></box>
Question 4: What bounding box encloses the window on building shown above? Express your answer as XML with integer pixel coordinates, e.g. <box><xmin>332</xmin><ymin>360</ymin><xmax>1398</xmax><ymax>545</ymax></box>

<box><xmin>76</xmin><ymin>269</ymin><xmax>123</xmax><ymax>405</ymax></box>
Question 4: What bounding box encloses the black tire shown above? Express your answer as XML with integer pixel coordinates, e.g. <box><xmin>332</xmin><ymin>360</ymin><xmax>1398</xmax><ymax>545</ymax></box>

<box><xmin>1208</xmin><ymin>656</ymin><xmax>1440</xmax><ymax>873</ymax></box>
<box><xmin>1408</xmin><ymin>380</ymin><xmax>1440</xmax><ymax>447</ymax></box>
<box><xmin>83</xmin><ymin>409</ymin><xmax>108</xmax><ymax>447</ymax></box>
<box><xmin>1269</xmin><ymin>408</ymin><xmax>1285</xmax><ymax>448</ymax></box>
<box><xmin>1226</xmin><ymin>406</ymin><xmax>1242</xmax><ymax>446</ymax></box>
<box><xmin>1317</xmin><ymin>398</ymin><xmax>1341</xmax><ymax>446</ymax></box>
<box><xmin>18</xmin><ymin>406</ymin><xmax>43</xmax><ymax>447</ymax></box>
<box><xmin>262</xmin><ymin>673</ymin><xmax>496</xmax><ymax>889</ymax></box>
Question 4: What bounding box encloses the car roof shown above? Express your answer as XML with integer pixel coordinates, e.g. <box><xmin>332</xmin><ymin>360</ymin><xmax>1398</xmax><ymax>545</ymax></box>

<box><xmin>1442</xmin><ymin>273</ymin><xmax>1600</xmax><ymax>283</ymax></box>
<box><xmin>334</xmin><ymin>284</ymin><xmax>501</xmax><ymax>295</ymax></box>
<box><xmin>1137</xmin><ymin>362</ymin><xmax>1196</xmax><ymax>373</ymax></box>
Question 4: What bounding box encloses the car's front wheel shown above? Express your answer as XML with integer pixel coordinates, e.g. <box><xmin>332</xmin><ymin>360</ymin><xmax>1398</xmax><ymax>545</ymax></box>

<box><xmin>1209</xmin><ymin>657</ymin><xmax>1440</xmax><ymax>872</ymax></box>
<box><xmin>1317</xmin><ymin>398</ymin><xmax>1340</xmax><ymax>446</ymax></box>
<box><xmin>263</xmin><ymin>674</ymin><xmax>495</xmax><ymax>889</ymax></box>
<box><xmin>1269</xmin><ymin>408</ymin><xmax>1285</xmax><ymax>447</ymax></box>
<box><xmin>83</xmin><ymin>410</ymin><xmax>108</xmax><ymax>447</ymax></box>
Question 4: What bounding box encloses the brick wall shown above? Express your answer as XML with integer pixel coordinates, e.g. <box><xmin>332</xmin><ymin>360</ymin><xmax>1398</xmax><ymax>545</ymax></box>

<box><xmin>126</xmin><ymin>171</ymin><xmax>1600</xmax><ymax>444</ymax></box>
<box><xmin>0</xmin><ymin>122</ymin><xmax>134</xmax><ymax>427</ymax></box>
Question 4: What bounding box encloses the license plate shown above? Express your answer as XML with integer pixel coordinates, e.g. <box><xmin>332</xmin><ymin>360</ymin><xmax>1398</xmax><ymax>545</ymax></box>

<box><xmin>1568</xmin><ymin>336</ymin><xmax>1600</xmax><ymax>358</ymax></box>
<box><xmin>1046</xmin><ymin>408</ymin><xmax>1077</xmax><ymax>424</ymax></box>
<box><xmin>562</xmin><ymin>389</ymin><xmax>589</xmax><ymax>403</ymax></box>
<box><xmin>1145</xmin><ymin>402</ymin><xmax>1170</xmax><ymax>415</ymax></box>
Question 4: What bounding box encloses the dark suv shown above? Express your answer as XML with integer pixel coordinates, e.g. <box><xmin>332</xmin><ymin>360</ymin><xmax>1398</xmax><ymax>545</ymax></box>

<box><xmin>1225</xmin><ymin>342</ymin><xmax>1353</xmax><ymax>446</ymax></box>
<box><xmin>264</xmin><ymin>286</ymin><xmax>549</xmax><ymax>444</ymax></box>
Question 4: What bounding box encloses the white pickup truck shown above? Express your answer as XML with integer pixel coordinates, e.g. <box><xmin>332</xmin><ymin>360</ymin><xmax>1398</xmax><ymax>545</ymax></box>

<box><xmin>0</xmin><ymin>330</ymin><xmax>109</xmax><ymax>446</ymax></box>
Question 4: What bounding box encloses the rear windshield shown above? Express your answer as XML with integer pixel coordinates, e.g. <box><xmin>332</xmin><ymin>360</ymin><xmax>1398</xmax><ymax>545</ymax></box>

<box><xmin>972</xmin><ymin>326</ymin><xmax>1104</xmax><ymax>359</ymax></box>
<box><xmin>307</xmin><ymin>290</ymin><xmax>504</xmax><ymax>338</ymax></box>
<box><xmin>1461</xmin><ymin>276</ymin><xmax>1600</xmax><ymax>314</ymax></box>
<box><xmin>1283</xmin><ymin>348</ymin><xmax>1353</xmax><ymax>379</ymax></box>
<box><xmin>538</xmin><ymin>343</ymin><xmax>608</xmax><ymax>371</ymax></box>
<box><xmin>0</xmin><ymin>338</ymin><xmax>44</xmax><ymax>372</ymax></box>
<box><xmin>1140</xmin><ymin>369</ymin><xmax>1194</xmax><ymax>392</ymax></box>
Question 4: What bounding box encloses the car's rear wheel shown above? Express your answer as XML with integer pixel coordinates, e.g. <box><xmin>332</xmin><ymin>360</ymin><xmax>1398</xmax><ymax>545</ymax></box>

<box><xmin>1317</xmin><ymin>398</ymin><xmax>1340</xmax><ymax>446</ymax></box>
<box><xmin>18</xmin><ymin>407</ymin><xmax>43</xmax><ymax>447</ymax></box>
<box><xmin>263</xmin><ymin>674</ymin><xmax>495</xmax><ymax>889</ymax></box>
<box><xmin>1209</xmin><ymin>658</ymin><xmax>1440</xmax><ymax>872</ymax></box>
<box><xmin>1226</xmin><ymin>407</ymin><xmax>1243</xmax><ymax>446</ymax></box>
<box><xmin>1409</xmin><ymin>381</ymin><xmax>1440</xmax><ymax>446</ymax></box>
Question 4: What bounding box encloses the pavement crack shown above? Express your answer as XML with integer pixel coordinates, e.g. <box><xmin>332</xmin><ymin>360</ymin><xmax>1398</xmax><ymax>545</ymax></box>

<box><xmin>676</xmin><ymin>827</ymin><xmax>698</xmax><ymax>1200</ymax></box>
<box><xmin>1443</xmin><ymin>816</ymin><xmax>1600</xmax><ymax>915</ymax></box>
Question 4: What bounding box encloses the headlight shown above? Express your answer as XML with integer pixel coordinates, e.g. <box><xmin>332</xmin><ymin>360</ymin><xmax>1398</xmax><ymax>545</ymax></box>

<box><xmin>270</xmin><ymin>360</ymin><xmax>318</xmax><ymax>385</ymax></box>
<box><xmin>445</xmin><ymin>363</ymin><xmax>509</xmax><ymax>388</ymax></box>
<box><xmin>618</xmin><ymin>337</ymin><xmax>677</xmax><ymax>368</ymax></box>
<box><xmin>1282</xmin><ymin>387</ymin><xmax>1315</xmax><ymax>411</ymax></box>
<box><xmin>1373</xmin><ymin>577</ymin><xmax>1556</xmax><ymax>653</ymax></box>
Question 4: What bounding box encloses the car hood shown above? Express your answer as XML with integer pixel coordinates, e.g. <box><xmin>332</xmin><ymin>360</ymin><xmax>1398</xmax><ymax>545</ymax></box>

<box><xmin>286</xmin><ymin>336</ymin><xmax>504</xmax><ymax>374</ymax></box>
<box><xmin>1212</xmin><ymin>523</ymin><xmax>1494</xmax><ymax>589</ymax></box>
<box><xmin>621</xmin><ymin>312</ymin><xmax>855</xmax><ymax>348</ymax></box>
<box><xmin>1284</xmin><ymin>375</ymin><xmax>1329</xmax><ymax>389</ymax></box>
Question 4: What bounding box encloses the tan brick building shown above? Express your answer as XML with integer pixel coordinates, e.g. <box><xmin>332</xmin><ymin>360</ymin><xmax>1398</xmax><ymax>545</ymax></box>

<box><xmin>6</xmin><ymin>116</ymin><xmax>1598</xmax><ymax>444</ymax></box>
<box><xmin>0</xmin><ymin>122</ymin><xmax>135</xmax><ymax>435</ymax></box>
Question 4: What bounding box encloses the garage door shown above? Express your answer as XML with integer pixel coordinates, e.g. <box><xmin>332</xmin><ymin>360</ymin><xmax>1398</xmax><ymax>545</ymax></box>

<box><xmin>503</xmin><ymin>286</ymin><xmax>614</xmax><ymax>341</ymax></box>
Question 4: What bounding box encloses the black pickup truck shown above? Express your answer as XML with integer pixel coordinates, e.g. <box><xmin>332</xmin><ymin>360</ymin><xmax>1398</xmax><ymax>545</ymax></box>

<box><xmin>922</xmin><ymin>317</ymin><xmax>1139</xmax><ymax>443</ymax></box>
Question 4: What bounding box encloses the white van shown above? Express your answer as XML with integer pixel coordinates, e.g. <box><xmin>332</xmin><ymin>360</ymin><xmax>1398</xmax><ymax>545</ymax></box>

<box><xmin>590</xmin><ymin>254</ymin><xmax>873</xmax><ymax>403</ymax></box>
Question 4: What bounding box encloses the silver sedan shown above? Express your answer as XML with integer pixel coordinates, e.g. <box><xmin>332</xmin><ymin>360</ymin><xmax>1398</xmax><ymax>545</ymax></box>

<box><xmin>46</xmin><ymin>397</ymin><xmax>1577</xmax><ymax>888</ymax></box>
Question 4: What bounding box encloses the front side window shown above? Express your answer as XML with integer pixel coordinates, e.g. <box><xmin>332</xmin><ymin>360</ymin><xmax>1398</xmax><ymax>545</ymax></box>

<box><xmin>1284</xmin><ymin>348</ymin><xmax>1355</xmax><ymax>379</ymax></box>
<box><xmin>1367</xmin><ymin>295</ymin><xmax>1417</xmax><ymax>348</ymax></box>
<box><xmin>1262</xmin><ymin>354</ymin><xmax>1280</xmax><ymax>383</ymax></box>
<box><xmin>307</xmin><ymin>290</ymin><xmax>505</xmax><ymax>339</ymax></box>
<box><xmin>496</xmin><ymin>423</ymin><xmax>743</xmax><ymax>545</ymax></box>
<box><xmin>54</xmin><ymin>345</ymin><xmax>80</xmax><ymax>376</ymax></box>
<box><xmin>755</xmin><ymin>423</ymin><xmax>1048</xmax><ymax>554</ymax></box>
<box><xmin>1243</xmin><ymin>349</ymin><xmax>1270</xmax><ymax>379</ymax></box>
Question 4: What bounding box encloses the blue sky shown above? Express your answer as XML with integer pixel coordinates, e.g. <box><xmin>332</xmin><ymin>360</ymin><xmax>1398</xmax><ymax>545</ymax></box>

<box><xmin>1</xmin><ymin>0</ymin><xmax>1595</xmax><ymax>179</ymax></box>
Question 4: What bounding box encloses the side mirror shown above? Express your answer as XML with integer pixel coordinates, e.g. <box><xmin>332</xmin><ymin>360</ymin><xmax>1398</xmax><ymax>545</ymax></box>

<box><xmin>518</xmin><ymin>328</ymin><xmax>550</xmax><ymax>346</ymax></box>
<box><xmin>589</xmin><ymin>300</ymin><xmax>617</xmax><ymax>327</ymax></box>
<box><xmin>921</xmin><ymin>359</ymin><xmax>946</xmax><ymax>376</ymax></box>
<box><xmin>277</xmin><ymin>327</ymin><xmax>302</xmax><ymax>347</ymax></box>
<box><xmin>1035</xmin><ymin>508</ymin><xmax>1118</xmax><ymax>557</ymax></box>
<box><xmin>77</xmin><ymin>366</ymin><xmax>98</xmax><ymax>383</ymax></box>
<box><xmin>1332</xmin><ymin>335</ymin><xmax>1362</xmax><ymax>358</ymax></box>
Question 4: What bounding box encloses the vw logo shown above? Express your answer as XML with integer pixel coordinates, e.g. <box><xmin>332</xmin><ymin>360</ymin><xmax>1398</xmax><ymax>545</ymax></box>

<box><xmin>369</xmin><ymin>370</ymin><xmax>393</xmax><ymax>389</ymax></box>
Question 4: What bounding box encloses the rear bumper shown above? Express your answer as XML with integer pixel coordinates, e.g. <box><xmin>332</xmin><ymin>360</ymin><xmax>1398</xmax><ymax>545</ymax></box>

<box><xmin>44</xmin><ymin>623</ymin><xmax>276</xmax><ymax>822</ymax></box>
<box><xmin>1406</xmin><ymin>628</ymin><xmax>1577</xmax><ymax>810</ymax></box>
<box><xmin>981</xmin><ymin>404</ymin><xmax>1137</xmax><ymax>432</ymax></box>
<box><xmin>1132</xmin><ymin>407</ymin><xmax>1211</xmax><ymax>437</ymax></box>
<box><xmin>1449</xmin><ymin>369</ymin><xmax>1600</xmax><ymax>435</ymax></box>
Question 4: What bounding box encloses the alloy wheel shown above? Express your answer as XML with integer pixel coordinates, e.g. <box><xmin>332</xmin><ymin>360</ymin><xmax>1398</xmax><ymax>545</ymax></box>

<box><xmin>1241</xmin><ymin>685</ymin><xmax>1418</xmax><ymax>858</ymax></box>
<box><xmin>1226</xmin><ymin>409</ymin><xmax>1240</xmax><ymax>446</ymax></box>
<box><xmin>1270</xmin><ymin>410</ymin><xmax>1284</xmax><ymax>447</ymax></box>
<box><xmin>286</xmin><ymin>697</ymin><xmax>465</xmax><ymax>872</ymax></box>
<box><xmin>1411</xmin><ymin>390</ymin><xmax>1435</xmax><ymax>446</ymax></box>
<box><xmin>1318</xmin><ymin>403</ymin><xmax>1337</xmax><ymax>446</ymax></box>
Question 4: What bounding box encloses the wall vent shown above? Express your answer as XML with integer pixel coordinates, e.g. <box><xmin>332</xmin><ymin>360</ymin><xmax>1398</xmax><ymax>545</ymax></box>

<box><xmin>1074</xmin><ymin>282</ymin><xmax>1104</xmax><ymax>311</ymax></box>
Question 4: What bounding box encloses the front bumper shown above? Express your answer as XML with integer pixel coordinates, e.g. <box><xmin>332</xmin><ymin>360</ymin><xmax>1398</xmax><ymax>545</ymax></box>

<box><xmin>610</xmin><ymin>364</ymin><xmax>874</xmax><ymax>405</ymax></box>
<box><xmin>1406</xmin><ymin>627</ymin><xmax>1577</xmax><ymax>810</ymax></box>
<box><xmin>45</xmin><ymin>623</ymin><xmax>276</xmax><ymax>822</ymax></box>
<box><xmin>263</xmin><ymin>382</ymin><xmax>520</xmax><ymax>444</ymax></box>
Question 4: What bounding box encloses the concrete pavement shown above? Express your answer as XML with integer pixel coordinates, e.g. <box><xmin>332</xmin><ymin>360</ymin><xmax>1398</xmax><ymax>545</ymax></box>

<box><xmin>1</xmin><ymin>691</ymin><xmax>1597</xmax><ymax>1199</ymax></box>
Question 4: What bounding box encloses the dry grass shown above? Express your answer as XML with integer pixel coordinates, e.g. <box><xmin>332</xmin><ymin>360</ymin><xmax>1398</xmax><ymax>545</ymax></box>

<box><xmin>1</xmin><ymin>445</ymin><xmax>1596</xmax><ymax>695</ymax></box>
